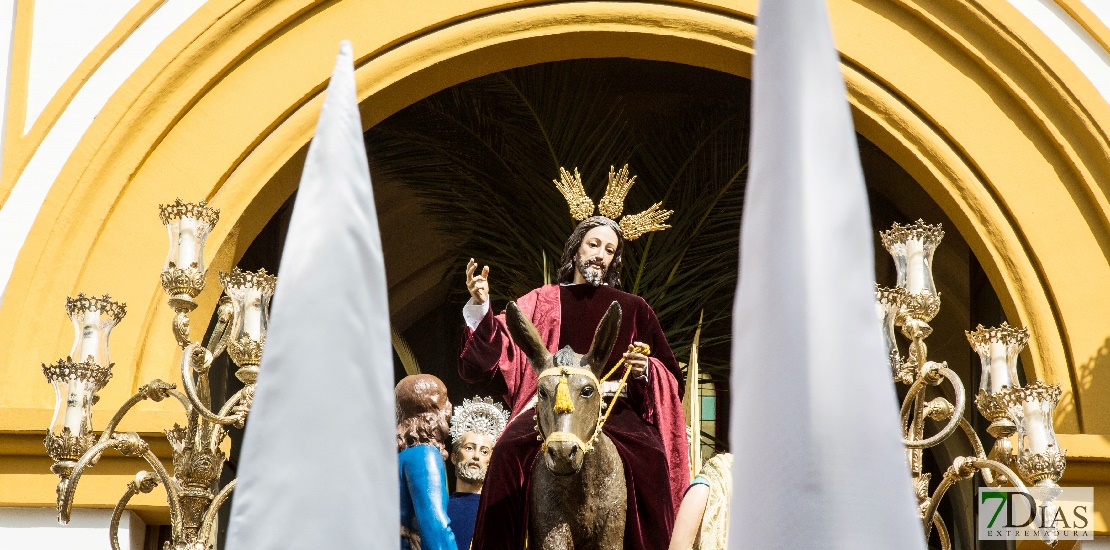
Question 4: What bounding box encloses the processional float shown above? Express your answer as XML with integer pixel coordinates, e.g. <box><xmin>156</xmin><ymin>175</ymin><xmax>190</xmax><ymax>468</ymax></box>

<box><xmin>37</xmin><ymin>201</ymin><xmax>1068</xmax><ymax>550</ymax></box>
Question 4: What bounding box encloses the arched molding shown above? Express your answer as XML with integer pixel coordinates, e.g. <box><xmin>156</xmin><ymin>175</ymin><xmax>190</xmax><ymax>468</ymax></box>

<box><xmin>2</xmin><ymin>1</ymin><xmax>1109</xmax><ymax>472</ymax></box>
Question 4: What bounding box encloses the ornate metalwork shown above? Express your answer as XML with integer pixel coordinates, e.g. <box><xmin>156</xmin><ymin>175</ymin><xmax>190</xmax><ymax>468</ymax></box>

<box><xmin>879</xmin><ymin>220</ymin><xmax>1065</xmax><ymax>547</ymax></box>
<box><xmin>966</xmin><ymin>322</ymin><xmax>1029</xmax><ymax>352</ymax></box>
<box><xmin>553</xmin><ymin>167</ymin><xmax>594</xmax><ymax>221</ymax></box>
<box><xmin>618</xmin><ymin>202</ymin><xmax>673</xmax><ymax>240</ymax></box>
<box><xmin>65</xmin><ymin>293</ymin><xmax>127</xmax><ymax>323</ymax></box>
<box><xmin>598</xmin><ymin>164</ymin><xmax>635</xmax><ymax>219</ymax></box>
<box><xmin>218</xmin><ymin>267</ymin><xmax>277</xmax><ymax>296</ymax></box>
<box><xmin>896</xmin><ymin>291</ymin><xmax>941</xmax><ymax>324</ymax></box>
<box><xmin>42</xmin><ymin>358</ymin><xmax>113</xmax><ymax>391</ymax></box>
<box><xmin>158</xmin><ymin>199</ymin><xmax>220</xmax><ymax>229</ymax></box>
<box><xmin>161</xmin><ymin>266</ymin><xmax>206</xmax><ymax>300</ymax></box>
<box><xmin>551</xmin><ymin>165</ymin><xmax>673</xmax><ymax>239</ymax></box>
<box><xmin>44</xmin><ymin>428</ymin><xmax>98</xmax><ymax>475</ymax></box>
<box><xmin>227</xmin><ymin>336</ymin><xmax>264</xmax><ymax>370</ymax></box>
<box><xmin>879</xmin><ymin>218</ymin><xmax>945</xmax><ymax>251</ymax></box>
<box><xmin>44</xmin><ymin>200</ymin><xmax>273</xmax><ymax>550</ymax></box>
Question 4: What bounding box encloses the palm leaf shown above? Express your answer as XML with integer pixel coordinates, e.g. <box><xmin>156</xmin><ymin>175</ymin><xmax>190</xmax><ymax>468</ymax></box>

<box><xmin>391</xmin><ymin>328</ymin><xmax>421</xmax><ymax>376</ymax></box>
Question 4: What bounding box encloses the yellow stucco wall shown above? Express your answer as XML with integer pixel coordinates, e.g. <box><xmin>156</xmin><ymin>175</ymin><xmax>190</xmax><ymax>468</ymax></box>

<box><xmin>1</xmin><ymin>0</ymin><xmax>1109</xmax><ymax>532</ymax></box>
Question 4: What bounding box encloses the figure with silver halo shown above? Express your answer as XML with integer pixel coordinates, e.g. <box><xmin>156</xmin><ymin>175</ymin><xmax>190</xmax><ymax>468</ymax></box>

<box><xmin>448</xmin><ymin>397</ymin><xmax>509</xmax><ymax>550</ymax></box>
<box><xmin>459</xmin><ymin>165</ymin><xmax>689</xmax><ymax>549</ymax></box>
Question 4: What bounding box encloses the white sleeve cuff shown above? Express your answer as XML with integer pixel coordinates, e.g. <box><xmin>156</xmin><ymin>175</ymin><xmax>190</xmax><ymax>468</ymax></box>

<box><xmin>463</xmin><ymin>298</ymin><xmax>490</xmax><ymax>330</ymax></box>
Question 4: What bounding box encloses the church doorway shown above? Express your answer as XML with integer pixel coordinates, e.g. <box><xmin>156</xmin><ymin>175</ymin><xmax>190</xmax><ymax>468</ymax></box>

<box><xmin>208</xmin><ymin>57</ymin><xmax>1004</xmax><ymax>549</ymax></box>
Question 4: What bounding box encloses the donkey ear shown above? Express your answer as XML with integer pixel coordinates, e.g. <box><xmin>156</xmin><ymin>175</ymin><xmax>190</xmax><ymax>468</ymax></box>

<box><xmin>505</xmin><ymin>301</ymin><xmax>549</xmax><ymax>371</ymax></box>
<box><xmin>583</xmin><ymin>301</ymin><xmax>622</xmax><ymax>373</ymax></box>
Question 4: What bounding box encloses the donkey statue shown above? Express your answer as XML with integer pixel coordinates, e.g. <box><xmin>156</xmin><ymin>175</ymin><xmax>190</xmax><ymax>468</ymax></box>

<box><xmin>504</xmin><ymin>300</ymin><xmax>627</xmax><ymax>550</ymax></box>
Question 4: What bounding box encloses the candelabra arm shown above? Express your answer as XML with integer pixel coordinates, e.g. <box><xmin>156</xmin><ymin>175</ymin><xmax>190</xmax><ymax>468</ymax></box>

<box><xmin>172</xmin><ymin>311</ymin><xmax>192</xmax><ymax>349</ymax></box>
<box><xmin>58</xmin><ymin>438</ymin><xmax>113</xmax><ymax>524</ymax></box>
<box><xmin>205</xmin><ymin>296</ymin><xmax>234</xmax><ymax>359</ymax></box>
<box><xmin>137</xmin><ymin>445</ymin><xmax>184</xmax><ymax>541</ymax></box>
<box><xmin>211</xmin><ymin>390</ymin><xmax>245</xmax><ymax>446</ymax></box>
<box><xmin>955</xmin><ymin>418</ymin><xmax>997</xmax><ymax>486</ymax></box>
<box><xmin>109</xmin><ymin>471</ymin><xmax>159</xmax><ymax>550</ymax></box>
<box><xmin>179</xmin><ymin>343</ymin><xmax>244</xmax><ymax>426</ymax></box>
<box><xmin>199</xmin><ymin>479</ymin><xmax>236</xmax><ymax>542</ymax></box>
<box><xmin>902</xmin><ymin>364</ymin><xmax>966</xmax><ymax>449</ymax></box>
<box><xmin>108</xmin><ymin>486</ymin><xmax>135</xmax><ymax>550</ymax></box>
<box><xmin>921</xmin><ymin>457</ymin><xmax>1026</xmax><ymax>539</ymax></box>
<box><xmin>932</xmin><ymin>514</ymin><xmax>951</xmax><ymax>550</ymax></box>
<box><xmin>98</xmin><ymin>381</ymin><xmax>190</xmax><ymax>447</ymax></box>
<box><xmin>59</xmin><ymin>434</ymin><xmax>183</xmax><ymax>540</ymax></box>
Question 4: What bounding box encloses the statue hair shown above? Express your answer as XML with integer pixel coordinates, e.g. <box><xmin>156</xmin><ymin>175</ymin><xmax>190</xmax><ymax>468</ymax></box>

<box><xmin>395</xmin><ymin>374</ymin><xmax>451</xmax><ymax>461</ymax></box>
<box><xmin>556</xmin><ymin>216</ymin><xmax>625</xmax><ymax>288</ymax></box>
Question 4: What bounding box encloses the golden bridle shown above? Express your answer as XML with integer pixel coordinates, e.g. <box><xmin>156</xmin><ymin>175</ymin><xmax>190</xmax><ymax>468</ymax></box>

<box><xmin>534</xmin><ymin>343</ymin><xmax>651</xmax><ymax>455</ymax></box>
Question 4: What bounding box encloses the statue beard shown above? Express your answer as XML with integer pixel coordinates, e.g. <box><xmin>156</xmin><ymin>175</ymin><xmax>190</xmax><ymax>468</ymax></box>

<box><xmin>576</xmin><ymin>255</ymin><xmax>607</xmax><ymax>287</ymax></box>
<box><xmin>455</xmin><ymin>457</ymin><xmax>487</xmax><ymax>484</ymax></box>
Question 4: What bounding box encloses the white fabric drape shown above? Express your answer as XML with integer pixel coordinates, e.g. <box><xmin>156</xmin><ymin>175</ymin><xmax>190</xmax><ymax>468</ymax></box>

<box><xmin>225</xmin><ymin>40</ymin><xmax>398</xmax><ymax>549</ymax></box>
<box><xmin>728</xmin><ymin>0</ymin><xmax>926</xmax><ymax>548</ymax></box>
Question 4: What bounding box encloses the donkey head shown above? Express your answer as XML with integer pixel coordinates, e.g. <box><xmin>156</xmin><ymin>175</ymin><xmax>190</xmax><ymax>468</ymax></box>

<box><xmin>505</xmin><ymin>300</ymin><xmax>622</xmax><ymax>475</ymax></box>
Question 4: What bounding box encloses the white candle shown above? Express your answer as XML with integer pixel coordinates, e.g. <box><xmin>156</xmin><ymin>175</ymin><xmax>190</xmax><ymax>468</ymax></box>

<box><xmin>177</xmin><ymin>216</ymin><xmax>198</xmax><ymax>268</ymax></box>
<box><xmin>988</xmin><ymin>341</ymin><xmax>1010</xmax><ymax>393</ymax></box>
<box><xmin>242</xmin><ymin>287</ymin><xmax>263</xmax><ymax>340</ymax></box>
<box><xmin>906</xmin><ymin>238</ymin><xmax>926</xmax><ymax>294</ymax></box>
<box><xmin>62</xmin><ymin>380</ymin><xmax>87</xmax><ymax>433</ymax></box>
<box><xmin>1023</xmin><ymin>400</ymin><xmax>1050</xmax><ymax>454</ymax></box>
<box><xmin>79</xmin><ymin>308</ymin><xmax>100</xmax><ymax>364</ymax></box>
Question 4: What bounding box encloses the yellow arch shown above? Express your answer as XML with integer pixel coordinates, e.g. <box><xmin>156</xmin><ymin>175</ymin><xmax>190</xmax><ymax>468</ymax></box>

<box><xmin>4</xmin><ymin>0</ymin><xmax>1110</xmax><ymax>514</ymax></box>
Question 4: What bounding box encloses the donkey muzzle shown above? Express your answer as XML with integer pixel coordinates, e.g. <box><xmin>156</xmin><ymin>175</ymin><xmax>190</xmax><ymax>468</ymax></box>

<box><xmin>541</xmin><ymin>431</ymin><xmax>589</xmax><ymax>475</ymax></box>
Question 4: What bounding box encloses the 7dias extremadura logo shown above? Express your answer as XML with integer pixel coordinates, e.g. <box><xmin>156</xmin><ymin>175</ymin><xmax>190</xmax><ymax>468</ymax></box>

<box><xmin>978</xmin><ymin>486</ymin><xmax>1093</xmax><ymax>542</ymax></box>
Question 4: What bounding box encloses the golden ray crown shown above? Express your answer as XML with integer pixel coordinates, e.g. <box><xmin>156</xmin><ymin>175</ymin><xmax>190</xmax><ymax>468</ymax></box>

<box><xmin>552</xmin><ymin>164</ymin><xmax>673</xmax><ymax>240</ymax></box>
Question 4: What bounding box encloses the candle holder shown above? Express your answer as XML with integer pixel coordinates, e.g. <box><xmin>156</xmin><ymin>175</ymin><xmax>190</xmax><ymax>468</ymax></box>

<box><xmin>876</xmin><ymin>220</ymin><xmax>1066</xmax><ymax>547</ymax></box>
<box><xmin>1008</xmin><ymin>381</ymin><xmax>1066</xmax><ymax>487</ymax></box>
<box><xmin>159</xmin><ymin>199</ymin><xmax>220</xmax><ymax>312</ymax></box>
<box><xmin>219</xmin><ymin>268</ymin><xmax>277</xmax><ymax>382</ymax></box>
<box><xmin>880</xmin><ymin>219</ymin><xmax>943</xmax><ymax>322</ymax></box>
<box><xmin>42</xmin><ymin>294</ymin><xmax>126</xmax><ymax>482</ymax></box>
<box><xmin>42</xmin><ymin>199</ymin><xmax>274</xmax><ymax>550</ymax></box>
<box><xmin>966</xmin><ymin>323</ymin><xmax>1029</xmax><ymax>464</ymax></box>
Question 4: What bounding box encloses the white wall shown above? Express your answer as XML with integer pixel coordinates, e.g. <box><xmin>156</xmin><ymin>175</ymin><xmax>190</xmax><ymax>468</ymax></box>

<box><xmin>0</xmin><ymin>0</ymin><xmax>205</xmax><ymax>307</ymax></box>
<box><xmin>1008</xmin><ymin>0</ymin><xmax>1110</xmax><ymax>102</ymax></box>
<box><xmin>0</xmin><ymin>2</ymin><xmax>15</xmax><ymax>182</ymax></box>
<box><xmin>25</xmin><ymin>0</ymin><xmax>140</xmax><ymax>134</ymax></box>
<box><xmin>0</xmin><ymin>507</ymin><xmax>145</xmax><ymax>550</ymax></box>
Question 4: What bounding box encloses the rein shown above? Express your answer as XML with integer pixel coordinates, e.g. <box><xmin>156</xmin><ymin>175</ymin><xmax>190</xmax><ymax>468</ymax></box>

<box><xmin>535</xmin><ymin>343</ymin><xmax>651</xmax><ymax>455</ymax></box>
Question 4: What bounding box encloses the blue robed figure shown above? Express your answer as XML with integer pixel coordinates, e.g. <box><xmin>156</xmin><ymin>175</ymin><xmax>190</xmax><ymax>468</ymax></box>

<box><xmin>396</xmin><ymin>374</ymin><xmax>458</xmax><ymax>550</ymax></box>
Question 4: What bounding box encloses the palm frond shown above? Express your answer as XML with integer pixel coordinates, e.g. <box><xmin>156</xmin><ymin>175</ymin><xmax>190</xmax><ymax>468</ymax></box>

<box><xmin>391</xmin><ymin>328</ymin><xmax>421</xmax><ymax>376</ymax></box>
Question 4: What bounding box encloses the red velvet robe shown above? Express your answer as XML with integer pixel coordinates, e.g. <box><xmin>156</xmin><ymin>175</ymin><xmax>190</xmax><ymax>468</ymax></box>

<box><xmin>459</xmin><ymin>284</ymin><xmax>689</xmax><ymax>549</ymax></box>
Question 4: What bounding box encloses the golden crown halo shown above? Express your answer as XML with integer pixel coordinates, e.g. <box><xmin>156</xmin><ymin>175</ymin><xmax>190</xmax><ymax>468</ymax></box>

<box><xmin>552</xmin><ymin>164</ymin><xmax>673</xmax><ymax>240</ymax></box>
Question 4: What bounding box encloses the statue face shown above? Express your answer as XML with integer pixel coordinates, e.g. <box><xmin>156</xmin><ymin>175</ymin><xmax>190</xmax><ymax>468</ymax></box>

<box><xmin>453</xmin><ymin>432</ymin><xmax>494</xmax><ymax>484</ymax></box>
<box><xmin>574</xmin><ymin>225</ymin><xmax>619</xmax><ymax>286</ymax></box>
